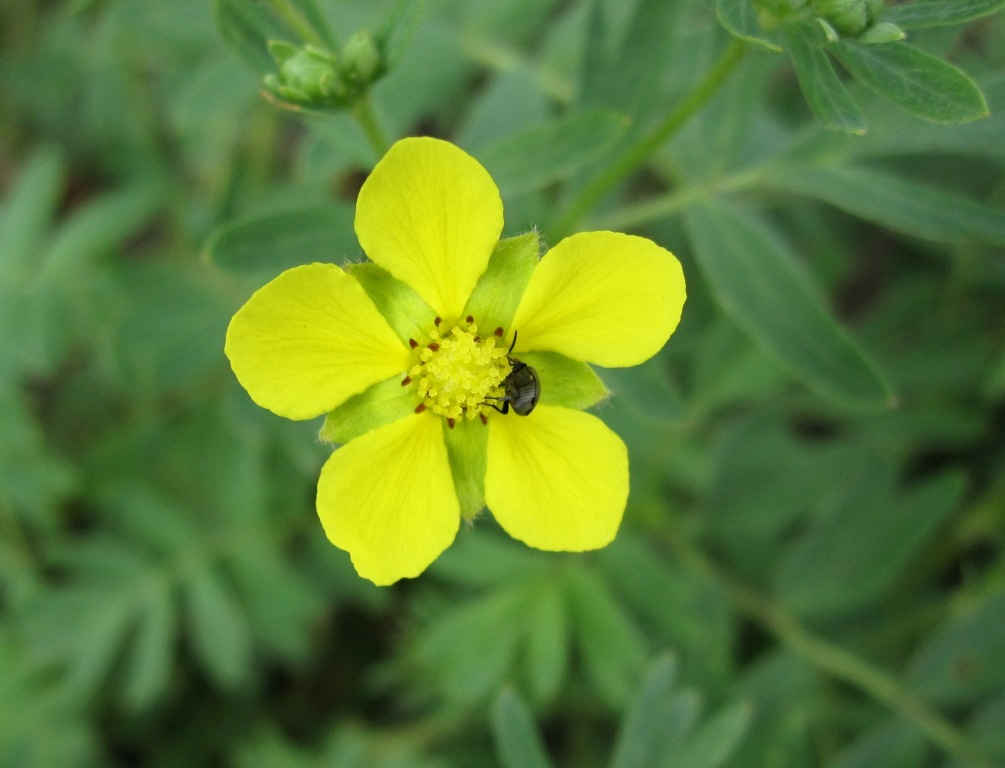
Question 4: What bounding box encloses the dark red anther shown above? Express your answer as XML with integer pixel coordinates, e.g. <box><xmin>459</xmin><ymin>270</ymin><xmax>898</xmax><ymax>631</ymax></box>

<box><xmin>473</xmin><ymin>336</ymin><xmax>480</xmax><ymax>342</ymax></box>
<box><xmin>401</xmin><ymin>376</ymin><xmax>411</xmax><ymax>386</ymax></box>
<box><xmin>428</xmin><ymin>342</ymin><xmax>440</xmax><ymax>351</ymax></box>
<box><xmin>447</xmin><ymin>418</ymin><xmax>455</xmax><ymax>429</ymax></box>
<box><xmin>414</xmin><ymin>403</ymin><xmax>427</xmax><ymax>414</ymax></box>
<box><xmin>408</xmin><ymin>338</ymin><xmax>418</xmax><ymax>349</ymax></box>
<box><xmin>479</xmin><ymin>413</ymin><xmax>488</xmax><ymax>425</ymax></box>
<box><xmin>434</xmin><ymin>316</ymin><xmax>442</xmax><ymax>326</ymax></box>
<box><xmin>494</xmin><ymin>327</ymin><xmax>504</xmax><ymax>337</ymax></box>
<box><xmin>466</xmin><ymin>315</ymin><xmax>474</xmax><ymax>324</ymax></box>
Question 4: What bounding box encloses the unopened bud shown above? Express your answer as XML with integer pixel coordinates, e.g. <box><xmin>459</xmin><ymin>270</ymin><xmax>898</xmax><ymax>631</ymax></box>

<box><xmin>811</xmin><ymin>0</ymin><xmax>868</xmax><ymax>36</ymax></box>
<box><xmin>342</xmin><ymin>31</ymin><xmax>382</xmax><ymax>84</ymax></box>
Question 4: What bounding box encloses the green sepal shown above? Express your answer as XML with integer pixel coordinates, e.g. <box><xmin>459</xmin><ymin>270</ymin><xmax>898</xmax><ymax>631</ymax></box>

<box><xmin>857</xmin><ymin>21</ymin><xmax>905</xmax><ymax>43</ymax></box>
<box><xmin>319</xmin><ymin>375</ymin><xmax>416</xmax><ymax>445</ymax></box>
<box><xmin>444</xmin><ymin>418</ymin><xmax>488</xmax><ymax>520</ymax></box>
<box><xmin>518</xmin><ymin>352</ymin><xmax>609</xmax><ymax>411</ymax></box>
<box><xmin>347</xmin><ymin>262</ymin><xmax>435</xmax><ymax>346</ymax></box>
<box><xmin>464</xmin><ymin>232</ymin><xmax>539</xmax><ymax>335</ymax></box>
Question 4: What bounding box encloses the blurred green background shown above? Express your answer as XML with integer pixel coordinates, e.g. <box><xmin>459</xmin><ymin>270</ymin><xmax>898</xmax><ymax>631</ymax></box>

<box><xmin>1</xmin><ymin>0</ymin><xmax>1004</xmax><ymax>766</ymax></box>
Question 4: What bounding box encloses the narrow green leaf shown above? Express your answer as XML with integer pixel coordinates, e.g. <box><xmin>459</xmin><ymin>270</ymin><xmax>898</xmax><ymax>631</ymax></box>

<box><xmin>564</xmin><ymin>566</ymin><xmax>648</xmax><ymax>707</ymax></box>
<box><xmin>42</xmin><ymin>182</ymin><xmax>163</xmax><ymax>277</ymax></box>
<box><xmin>121</xmin><ymin>596</ymin><xmax>177</xmax><ymax>712</ymax></box>
<box><xmin>882</xmin><ymin>0</ymin><xmax>1005</xmax><ymax>29</ymax></box>
<box><xmin>491</xmin><ymin>688</ymin><xmax>555</xmax><ymax>768</ymax></box>
<box><xmin>766</xmin><ymin>165</ymin><xmax>1005</xmax><ymax>246</ymax></box>
<box><xmin>781</xmin><ymin>21</ymin><xmax>867</xmax><ymax>134</ymax></box>
<box><xmin>522</xmin><ymin>580</ymin><xmax>568</xmax><ymax>705</ymax></box>
<box><xmin>832</xmin><ymin>40</ymin><xmax>988</xmax><ymax>123</ymax></box>
<box><xmin>676</xmin><ymin>701</ymin><xmax>753</xmax><ymax>768</ymax></box>
<box><xmin>774</xmin><ymin>469</ymin><xmax>965</xmax><ymax>617</ymax></box>
<box><xmin>0</xmin><ymin>146</ymin><xmax>64</xmax><ymax>287</ymax></box>
<box><xmin>610</xmin><ymin>654</ymin><xmax>693</xmax><ymax>768</ymax></box>
<box><xmin>682</xmin><ymin>199</ymin><xmax>894</xmax><ymax>407</ymax></box>
<box><xmin>715</xmin><ymin>0</ymin><xmax>782</xmax><ymax>51</ymax></box>
<box><xmin>376</xmin><ymin>0</ymin><xmax>425</xmax><ymax>68</ymax></box>
<box><xmin>478</xmin><ymin>111</ymin><xmax>629</xmax><ymax>197</ymax></box>
<box><xmin>183</xmin><ymin>569</ymin><xmax>252</xmax><ymax>689</ymax></box>
<box><xmin>908</xmin><ymin>586</ymin><xmax>1005</xmax><ymax>706</ymax></box>
<box><xmin>205</xmin><ymin>204</ymin><xmax>358</xmax><ymax>277</ymax></box>
<box><xmin>214</xmin><ymin>0</ymin><xmax>334</xmax><ymax>72</ymax></box>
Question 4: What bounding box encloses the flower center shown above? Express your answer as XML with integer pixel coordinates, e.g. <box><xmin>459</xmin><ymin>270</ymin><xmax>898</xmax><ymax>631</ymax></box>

<box><xmin>405</xmin><ymin>316</ymin><xmax>510</xmax><ymax>425</ymax></box>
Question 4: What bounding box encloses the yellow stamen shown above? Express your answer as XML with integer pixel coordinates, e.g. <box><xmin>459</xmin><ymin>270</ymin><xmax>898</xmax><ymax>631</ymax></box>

<box><xmin>408</xmin><ymin>317</ymin><xmax>510</xmax><ymax>422</ymax></box>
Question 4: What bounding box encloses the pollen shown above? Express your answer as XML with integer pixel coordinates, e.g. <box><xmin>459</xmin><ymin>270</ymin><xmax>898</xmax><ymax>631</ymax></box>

<box><xmin>407</xmin><ymin>317</ymin><xmax>510</xmax><ymax>422</ymax></box>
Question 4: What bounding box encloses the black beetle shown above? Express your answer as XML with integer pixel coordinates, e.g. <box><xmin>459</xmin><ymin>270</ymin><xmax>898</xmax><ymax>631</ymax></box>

<box><xmin>486</xmin><ymin>332</ymin><xmax>540</xmax><ymax>416</ymax></box>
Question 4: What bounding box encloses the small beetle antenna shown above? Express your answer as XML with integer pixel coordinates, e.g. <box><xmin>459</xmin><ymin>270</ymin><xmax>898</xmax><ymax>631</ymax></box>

<box><xmin>507</xmin><ymin>331</ymin><xmax>518</xmax><ymax>356</ymax></box>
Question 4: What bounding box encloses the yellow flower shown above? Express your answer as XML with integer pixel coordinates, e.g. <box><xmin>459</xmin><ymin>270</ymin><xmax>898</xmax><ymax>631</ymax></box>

<box><xmin>225</xmin><ymin>137</ymin><xmax>686</xmax><ymax>586</ymax></box>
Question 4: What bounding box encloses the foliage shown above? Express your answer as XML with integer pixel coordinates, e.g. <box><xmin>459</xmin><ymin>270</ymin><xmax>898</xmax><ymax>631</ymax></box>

<box><xmin>1</xmin><ymin>0</ymin><xmax>1004</xmax><ymax>765</ymax></box>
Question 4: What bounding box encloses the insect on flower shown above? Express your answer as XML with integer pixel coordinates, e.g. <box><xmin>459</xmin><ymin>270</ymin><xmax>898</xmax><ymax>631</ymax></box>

<box><xmin>484</xmin><ymin>332</ymin><xmax>540</xmax><ymax>416</ymax></box>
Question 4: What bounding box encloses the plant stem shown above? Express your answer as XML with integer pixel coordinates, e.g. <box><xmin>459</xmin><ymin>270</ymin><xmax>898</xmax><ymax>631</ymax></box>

<box><xmin>354</xmin><ymin>95</ymin><xmax>390</xmax><ymax>158</ymax></box>
<box><xmin>671</xmin><ymin>539</ymin><xmax>994</xmax><ymax>768</ymax></box>
<box><xmin>550</xmin><ymin>37</ymin><xmax>747</xmax><ymax>238</ymax></box>
<box><xmin>267</xmin><ymin>0</ymin><xmax>323</xmax><ymax>46</ymax></box>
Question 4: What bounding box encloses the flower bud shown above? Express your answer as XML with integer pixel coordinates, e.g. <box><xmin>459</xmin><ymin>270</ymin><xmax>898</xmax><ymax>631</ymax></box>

<box><xmin>341</xmin><ymin>31</ymin><xmax>382</xmax><ymax>84</ymax></box>
<box><xmin>811</xmin><ymin>0</ymin><xmax>868</xmax><ymax>36</ymax></box>
<box><xmin>264</xmin><ymin>42</ymin><xmax>342</xmax><ymax>106</ymax></box>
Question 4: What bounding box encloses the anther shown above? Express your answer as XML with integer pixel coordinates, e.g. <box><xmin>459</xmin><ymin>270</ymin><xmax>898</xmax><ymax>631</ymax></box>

<box><xmin>434</xmin><ymin>316</ymin><xmax>441</xmax><ymax>326</ymax></box>
<box><xmin>401</xmin><ymin>376</ymin><xmax>411</xmax><ymax>386</ymax></box>
<box><xmin>414</xmin><ymin>403</ymin><xmax>426</xmax><ymax>414</ymax></box>
<box><xmin>479</xmin><ymin>413</ymin><xmax>488</xmax><ymax>425</ymax></box>
<box><xmin>447</xmin><ymin>418</ymin><xmax>455</xmax><ymax>429</ymax></box>
<box><xmin>466</xmin><ymin>315</ymin><xmax>474</xmax><ymax>324</ymax></box>
<box><xmin>494</xmin><ymin>327</ymin><xmax>504</xmax><ymax>337</ymax></box>
<box><xmin>408</xmin><ymin>338</ymin><xmax>418</xmax><ymax>349</ymax></box>
<box><xmin>428</xmin><ymin>342</ymin><xmax>440</xmax><ymax>351</ymax></box>
<box><xmin>473</xmin><ymin>336</ymin><xmax>480</xmax><ymax>342</ymax></box>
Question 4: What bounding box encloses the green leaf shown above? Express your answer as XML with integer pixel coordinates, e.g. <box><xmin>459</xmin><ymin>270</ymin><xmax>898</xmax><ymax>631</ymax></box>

<box><xmin>907</xmin><ymin>585</ymin><xmax>1005</xmax><ymax>706</ymax></box>
<box><xmin>41</xmin><ymin>182</ymin><xmax>163</xmax><ymax>278</ymax></box>
<box><xmin>715</xmin><ymin>0</ymin><xmax>782</xmax><ymax>51</ymax></box>
<box><xmin>214</xmin><ymin>0</ymin><xmax>334</xmax><ymax>72</ymax></box>
<box><xmin>682</xmin><ymin>199</ymin><xmax>894</xmax><ymax>408</ymax></box>
<box><xmin>522</xmin><ymin>579</ymin><xmax>568</xmax><ymax>705</ymax></box>
<box><xmin>520</xmin><ymin>352</ymin><xmax>608</xmax><ymax>410</ymax></box>
<box><xmin>478</xmin><ymin>111</ymin><xmax>630</xmax><ymax>197</ymax></box>
<box><xmin>764</xmin><ymin>165</ymin><xmax>1005</xmax><ymax>246</ymax></box>
<box><xmin>781</xmin><ymin>21</ymin><xmax>867</xmax><ymax>134</ymax></box>
<box><xmin>376</xmin><ymin>0</ymin><xmax>425</xmax><ymax>68</ymax></box>
<box><xmin>491</xmin><ymin>688</ymin><xmax>555</xmax><ymax>768</ymax></box>
<box><xmin>882</xmin><ymin>0</ymin><xmax>1005</xmax><ymax>29</ymax></box>
<box><xmin>120</xmin><ymin>596</ymin><xmax>177</xmax><ymax>712</ymax></box>
<box><xmin>610</xmin><ymin>654</ymin><xmax>697</xmax><ymax>768</ymax></box>
<box><xmin>564</xmin><ymin>566</ymin><xmax>648</xmax><ymax>707</ymax></box>
<box><xmin>832</xmin><ymin>40</ymin><xmax>989</xmax><ymax>123</ymax></box>
<box><xmin>598</xmin><ymin>356</ymin><xmax>686</xmax><ymax>426</ymax></box>
<box><xmin>676</xmin><ymin>701</ymin><xmax>752</xmax><ymax>768</ymax></box>
<box><xmin>183</xmin><ymin>569</ymin><xmax>252</xmax><ymax>689</ymax></box>
<box><xmin>774</xmin><ymin>468</ymin><xmax>965</xmax><ymax>617</ymax></box>
<box><xmin>0</xmin><ymin>145</ymin><xmax>64</xmax><ymax>287</ymax></box>
<box><xmin>205</xmin><ymin>204</ymin><xmax>358</xmax><ymax>277</ymax></box>
<box><xmin>320</xmin><ymin>375</ymin><xmax>416</xmax><ymax>445</ymax></box>
<box><xmin>828</xmin><ymin>721</ymin><xmax>929</xmax><ymax>768</ymax></box>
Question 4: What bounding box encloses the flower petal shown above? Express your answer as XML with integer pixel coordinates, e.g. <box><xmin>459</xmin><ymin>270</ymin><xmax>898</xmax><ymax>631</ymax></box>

<box><xmin>485</xmin><ymin>406</ymin><xmax>628</xmax><ymax>551</ymax></box>
<box><xmin>225</xmin><ymin>263</ymin><xmax>410</xmax><ymax>420</ymax></box>
<box><xmin>355</xmin><ymin>137</ymin><xmax>504</xmax><ymax>319</ymax></box>
<box><xmin>510</xmin><ymin>231</ymin><xmax>686</xmax><ymax>367</ymax></box>
<box><xmin>317</xmin><ymin>413</ymin><xmax>460</xmax><ymax>586</ymax></box>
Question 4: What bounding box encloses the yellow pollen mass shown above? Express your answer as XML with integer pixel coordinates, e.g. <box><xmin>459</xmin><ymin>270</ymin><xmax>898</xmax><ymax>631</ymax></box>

<box><xmin>409</xmin><ymin>319</ymin><xmax>510</xmax><ymax>422</ymax></box>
